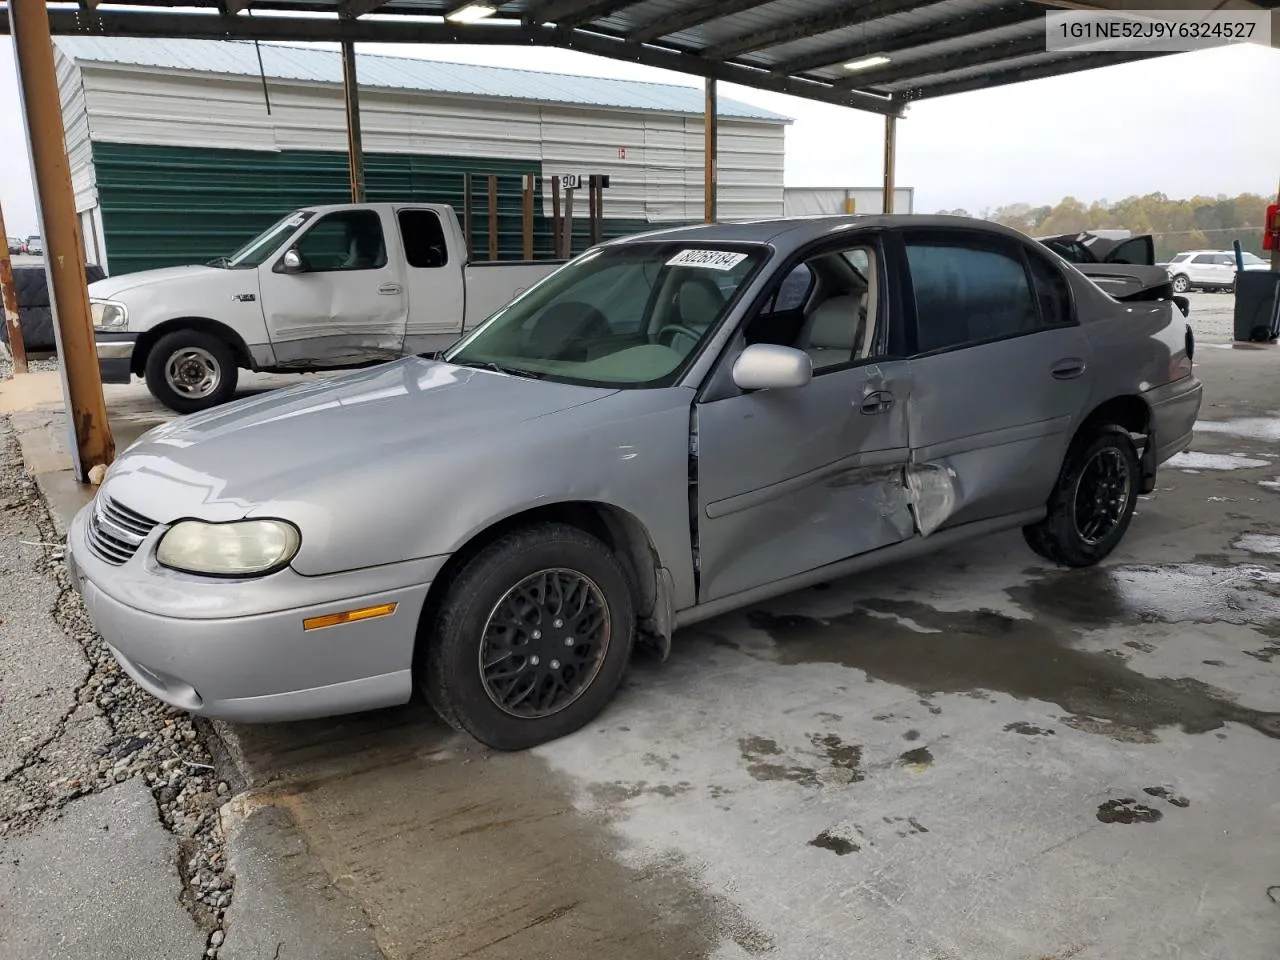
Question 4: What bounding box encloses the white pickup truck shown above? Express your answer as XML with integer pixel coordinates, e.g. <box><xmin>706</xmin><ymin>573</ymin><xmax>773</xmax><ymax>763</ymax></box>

<box><xmin>89</xmin><ymin>202</ymin><xmax>564</xmax><ymax>413</ymax></box>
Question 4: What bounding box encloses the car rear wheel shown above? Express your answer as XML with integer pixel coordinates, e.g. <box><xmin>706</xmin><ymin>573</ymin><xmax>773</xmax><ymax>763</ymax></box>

<box><xmin>1022</xmin><ymin>424</ymin><xmax>1141</xmax><ymax>568</ymax></box>
<box><xmin>422</xmin><ymin>523</ymin><xmax>636</xmax><ymax>751</ymax></box>
<box><xmin>145</xmin><ymin>329</ymin><xmax>239</xmax><ymax>414</ymax></box>
<box><xmin>1170</xmin><ymin>274</ymin><xmax>1191</xmax><ymax>294</ymax></box>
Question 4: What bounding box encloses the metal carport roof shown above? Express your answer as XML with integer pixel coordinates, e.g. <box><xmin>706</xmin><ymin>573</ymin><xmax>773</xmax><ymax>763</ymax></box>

<box><xmin>6</xmin><ymin>0</ymin><xmax>1276</xmax><ymax>117</ymax></box>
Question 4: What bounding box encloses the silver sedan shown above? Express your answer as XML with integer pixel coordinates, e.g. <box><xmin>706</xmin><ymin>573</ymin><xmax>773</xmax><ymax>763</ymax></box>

<box><xmin>66</xmin><ymin>215</ymin><xmax>1203</xmax><ymax>750</ymax></box>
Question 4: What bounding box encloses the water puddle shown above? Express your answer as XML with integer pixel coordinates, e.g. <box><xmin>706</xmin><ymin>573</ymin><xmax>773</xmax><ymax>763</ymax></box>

<box><xmin>1167</xmin><ymin>451</ymin><xmax>1269</xmax><ymax>471</ymax></box>
<box><xmin>1233</xmin><ymin>534</ymin><xmax>1280</xmax><ymax>557</ymax></box>
<box><xmin>1194</xmin><ymin>417</ymin><xmax>1280</xmax><ymax>443</ymax></box>
<box><xmin>746</xmin><ymin>597</ymin><xmax>1280</xmax><ymax>742</ymax></box>
<box><xmin>1015</xmin><ymin>562</ymin><xmax>1280</xmax><ymax>628</ymax></box>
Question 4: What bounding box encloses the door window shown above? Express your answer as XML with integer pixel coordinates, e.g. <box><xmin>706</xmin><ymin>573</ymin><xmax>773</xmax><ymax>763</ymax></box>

<box><xmin>292</xmin><ymin>210</ymin><xmax>387</xmax><ymax>272</ymax></box>
<box><xmin>1024</xmin><ymin>248</ymin><xmax>1075</xmax><ymax>327</ymax></box>
<box><xmin>1213</xmin><ymin>253</ymin><xmax>1237</xmax><ymax>266</ymax></box>
<box><xmin>399</xmin><ymin>209</ymin><xmax>449</xmax><ymax>268</ymax></box>
<box><xmin>903</xmin><ymin>234</ymin><xmax>1041</xmax><ymax>353</ymax></box>
<box><xmin>1191</xmin><ymin>254</ymin><xmax>1217</xmax><ymax>265</ymax></box>
<box><xmin>740</xmin><ymin>245</ymin><xmax>879</xmax><ymax>372</ymax></box>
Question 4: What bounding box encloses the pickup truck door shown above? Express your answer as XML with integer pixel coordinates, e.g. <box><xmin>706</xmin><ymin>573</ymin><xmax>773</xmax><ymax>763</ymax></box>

<box><xmin>693</xmin><ymin>238</ymin><xmax>916</xmax><ymax>603</ymax></box>
<box><xmin>258</xmin><ymin>207</ymin><xmax>408</xmax><ymax>367</ymax></box>
<box><xmin>896</xmin><ymin>228</ymin><xmax>1092</xmax><ymax>532</ymax></box>
<box><xmin>396</xmin><ymin>206</ymin><xmax>466</xmax><ymax>355</ymax></box>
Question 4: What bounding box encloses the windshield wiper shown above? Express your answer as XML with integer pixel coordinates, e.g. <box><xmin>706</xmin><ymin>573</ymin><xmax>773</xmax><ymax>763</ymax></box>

<box><xmin>206</xmin><ymin>256</ymin><xmax>231</xmax><ymax>268</ymax></box>
<box><xmin>450</xmin><ymin>359</ymin><xmax>543</xmax><ymax>379</ymax></box>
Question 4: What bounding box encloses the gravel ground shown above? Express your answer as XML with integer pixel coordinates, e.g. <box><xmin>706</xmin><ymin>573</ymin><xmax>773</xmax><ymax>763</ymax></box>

<box><xmin>0</xmin><ymin>411</ymin><xmax>238</xmax><ymax>959</ymax></box>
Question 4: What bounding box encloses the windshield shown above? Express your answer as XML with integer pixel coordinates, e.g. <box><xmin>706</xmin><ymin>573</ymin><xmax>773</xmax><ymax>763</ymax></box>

<box><xmin>1241</xmin><ymin>252</ymin><xmax>1266</xmax><ymax>266</ymax></box>
<box><xmin>220</xmin><ymin>211</ymin><xmax>315</xmax><ymax>268</ymax></box>
<box><xmin>443</xmin><ymin>242</ymin><xmax>767</xmax><ymax>388</ymax></box>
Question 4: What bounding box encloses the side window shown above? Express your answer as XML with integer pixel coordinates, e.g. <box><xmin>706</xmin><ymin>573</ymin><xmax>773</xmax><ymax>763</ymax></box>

<box><xmin>1192</xmin><ymin>254</ymin><xmax>1216</xmax><ymax>265</ymax></box>
<box><xmin>399</xmin><ymin>209</ymin><xmax>448</xmax><ymax>268</ymax></box>
<box><xmin>293</xmin><ymin>210</ymin><xmax>387</xmax><ymax>272</ymax></box>
<box><xmin>1215</xmin><ymin>254</ymin><xmax>1237</xmax><ymax>266</ymax></box>
<box><xmin>741</xmin><ymin>244</ymin><xmax>879</xmax><ymax>372</ymax></box>
<box><xmin>1024</xmin><ymin>249</ymin><xmax>1074</xmax><ymax>327</ymax></box>
<box><xmin>1107</xmin><ymin>237</ymin><xmax>1152</xmax><ymax>265</ymax></box>
<box><xmin>772</xmin><ymin>264</ymin><xmax>814</xmax><ymax>312</ymax></box>
<box><xmin>904</xmin><ymin>235</ymin><xmax>1040</xmax><ymax>354</ymax></box>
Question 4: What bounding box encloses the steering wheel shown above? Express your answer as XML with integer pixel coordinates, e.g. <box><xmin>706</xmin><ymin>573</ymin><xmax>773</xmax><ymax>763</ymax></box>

<box><xmin>654</xmin><ymin>323</ymin><xmax>703</xmax><ymax>352</ymax></box>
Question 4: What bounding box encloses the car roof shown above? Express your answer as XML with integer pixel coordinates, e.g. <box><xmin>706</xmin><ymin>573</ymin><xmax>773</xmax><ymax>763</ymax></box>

<box><xmin>598</xmin><ymin>214</ymin><xmax>1035</xmax><ymax>256</ymax></box>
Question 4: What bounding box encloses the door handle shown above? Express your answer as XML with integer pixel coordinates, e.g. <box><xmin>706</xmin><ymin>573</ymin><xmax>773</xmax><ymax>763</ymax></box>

<box><xmin>1051</xmin><ymin>358</ymin><xmax>1086</xmax><ymax>379</ymax></box>
<box><xmin>378</xmin><ymin>283</ymin><xmax>402</xmax><ymax>295</ymax></box>
<box><xmin>859</xmin><ymin>391</ymin><xmax>894</xmax><ymax>415</ymax></box>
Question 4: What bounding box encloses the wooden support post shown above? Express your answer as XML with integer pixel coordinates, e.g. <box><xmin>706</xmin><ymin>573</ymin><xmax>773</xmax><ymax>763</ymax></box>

<box><xmin>487</xmin><ymin>175</ymin><xmax>498</xmax><ymax>261</ymax></box>
<box><xmin>587</xmin><ymin>176</ymin><xmax>598</xmax><ymax>246</ymax></box>
<box><xmin>0</xmin><ymin>199</ymin><xmax>28</xmax><ymax>374</ymax></box>
<box><xmin>522</xmin><ymin>174</ymin><xmax>534</xmax><ymax>261</ymax></box>
<box><xmin>341</xmin><ymin>40</ymin><xmax>365</xmax><ymax>203</ymax></box>
<box><xmin>463</xmin><ymin>173</ymin><xmax>473</xmax><ymax>259</ymax></box>
<box><xmin>9</xmin><ymin>0</ymin><xmax>113</xmax><ymax>480</ymax></box>
<box><xmin>882</xmin><ymin>114</ymin><xmax>897</xmax><ymax>215</ymax></box>
<box><xmin>551</xmin><ymin>176</ymin><xmax>562</xmax><ymax>259</ymax></box>
<box><xmin>704</xmin><ymin>77</ymin><xmax>718</xmax><ymax>224</ymax></box>
<box><xmin>562</xmin><ymin>186</ymin><xmax>575</xmax><ymax>260</ymax></box>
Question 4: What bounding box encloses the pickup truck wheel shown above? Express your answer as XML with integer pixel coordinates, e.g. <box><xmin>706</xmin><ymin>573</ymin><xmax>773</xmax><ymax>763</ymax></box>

<box><xmin>1022</xmin><ymin>424</ymin><xmax>1140</xmax><ymax>568</ymax></box>
<box><xmin>1170</xmin><ymin>274</ymin><xmax>1191</xmax><ymax>294</ymax></box>
<box><xmin>423</xmin><ymin>523</ymin><xmax>635</xmax><ymax>751</ymax></box>
<box><xmin>145</xmin><ymin>330</ymin><xmax>239</xmax><ymax>414</ymax></box>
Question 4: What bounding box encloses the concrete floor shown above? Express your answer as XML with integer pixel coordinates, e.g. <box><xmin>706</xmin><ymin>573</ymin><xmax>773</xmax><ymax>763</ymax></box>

<box><xmin>5</xmin><ymin>290</ymin><xmax>1280</xmax><ymax>959</ymax></box>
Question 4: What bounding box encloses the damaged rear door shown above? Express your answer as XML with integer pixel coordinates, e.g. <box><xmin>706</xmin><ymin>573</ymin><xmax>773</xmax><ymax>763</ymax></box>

<box><xmin>896</xmin><ymin>227</ymin><xmax>1092</xmax><ymax>534</ymax></box>
<box><xmin>693</xmin><ymin>235</ymin><xmax>916</xmax><ymax>603</ymax></box>
<box><xmin>259</xmin><ymin>207</ymin><xmax>408</xmax><ymax>367</ymax></box>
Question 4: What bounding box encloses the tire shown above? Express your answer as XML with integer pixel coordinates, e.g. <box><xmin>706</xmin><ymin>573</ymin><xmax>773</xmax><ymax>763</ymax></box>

<box><xmin>1170</xmin><ymin>274</ymin><xmax>1190</xmax><ymax>294</ymax></box>
<box><xmin>1022</xmin><ymin>424</ymin><xmax>1141</xmax><ymax>568</ymax></box>
<box><xmin>144</xmin><ymin>329</ymin><xmax>239</xmax><ymax>414</ymax></box>
<box><xmin>422</xmin><ymin>523</ymin><xmax>636</xmax><ymax>751</ymax></box>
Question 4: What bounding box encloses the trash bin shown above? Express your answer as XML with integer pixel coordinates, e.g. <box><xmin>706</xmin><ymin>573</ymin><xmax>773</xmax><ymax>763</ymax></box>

<box><xmin>1234</xmin><ymin>270</ymin><xmax>1280</xmax><ymax>343</ymax></box>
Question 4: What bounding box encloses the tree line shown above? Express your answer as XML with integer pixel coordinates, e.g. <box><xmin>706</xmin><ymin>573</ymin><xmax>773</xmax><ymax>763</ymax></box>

<box><xmin>936</xmin><ymin>191</ymin><xmax>1273</xmax><ymax>260</ymax></box>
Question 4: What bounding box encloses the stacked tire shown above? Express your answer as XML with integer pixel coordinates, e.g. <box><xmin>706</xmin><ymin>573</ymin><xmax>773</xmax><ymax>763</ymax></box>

<box><xmin>0</xmin><ymin>264</ymin><xmax>107</xmax><ymax>352</ymax></box>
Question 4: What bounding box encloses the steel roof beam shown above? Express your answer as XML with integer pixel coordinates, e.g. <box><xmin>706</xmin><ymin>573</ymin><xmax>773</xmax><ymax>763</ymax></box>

<box><xmin>704</xmin><ymin>0</ymin><xmax>937</xmax><ymax>60</ymax></box>
<box><xmin>14</xmin><ymin>9</ymin><xmax>904</xmax><ymax>115</ymax></box>
<box><xmin>845</xmin><ymin>34</ymin><xmax>1054</xmax><ymax>88</ymax></box>
<box><xmin>340</xmin><ymin>0</ymin><xmax>393</xmax><ymax>18</ymax></box>
<box><xmin>527</xmin><ymin>0</ymin><xmax>644</xmax><ymax>27</ymax></box>
<box><xmin>903</xmin><ymin>48</ymin><xmax>1172</xmax><ymax>98</ymax></box>
<box><xmin>627</xmin><ymin>0</ymin><xmax>776</xmax><ymax>45</ymax></box>
<box><xmin>783</xmin><ymin>2</ymin><xmax>1044</xmax><ymax>76</ymax></box>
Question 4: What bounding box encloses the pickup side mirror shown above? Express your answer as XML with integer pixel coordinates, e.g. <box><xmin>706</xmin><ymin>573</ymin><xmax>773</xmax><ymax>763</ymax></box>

<box><xmin>731</xmin><ymin>343</ymin><xmax>812</xmax><ymax>391</ymax></box>
<box><xmin>278</xmin><ymin>248</ymin><xmax>306</xmax><ymax>274</ymax></box>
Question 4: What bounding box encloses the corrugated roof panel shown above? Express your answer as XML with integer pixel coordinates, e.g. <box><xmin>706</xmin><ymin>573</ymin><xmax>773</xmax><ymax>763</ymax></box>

<box><xmin>52</xmin><ymin>35</ymin><xmax>793</xmax><ymax>123</ymax></box>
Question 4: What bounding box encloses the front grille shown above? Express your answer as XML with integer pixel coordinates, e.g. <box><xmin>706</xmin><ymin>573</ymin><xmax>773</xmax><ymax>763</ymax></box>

<box><xmin>86</xmin><ymin>495</ymin><xmax>158</xmax><ymax>566</ymax></box>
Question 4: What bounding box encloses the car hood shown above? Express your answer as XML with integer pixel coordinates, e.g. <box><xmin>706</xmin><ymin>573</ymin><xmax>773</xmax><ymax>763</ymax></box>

<box><xmin>89</xmin><ymin>264</ymin><xmax>227</xmax><ymax>299</ymax></box>
<box><xmin>100</xmin><ymin>358</ymin><xmax>618</xmax><ymax>522</ymax></box>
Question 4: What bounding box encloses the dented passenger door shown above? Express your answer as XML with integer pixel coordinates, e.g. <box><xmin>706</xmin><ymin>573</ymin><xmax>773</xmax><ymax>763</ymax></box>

<box><xmin>259</xmin><ymin>207</ymin><xmax>408</xmax><ymax>367</ymax></box>
<box><xmin>693</xmin><ymin>239</ymin><xmax>917</xmax><ymax>604</ymax></box>
<box><xmin>897</xmin><ymin>228</ymin><xmax>1092</xmax><ymax>533</ymax></box>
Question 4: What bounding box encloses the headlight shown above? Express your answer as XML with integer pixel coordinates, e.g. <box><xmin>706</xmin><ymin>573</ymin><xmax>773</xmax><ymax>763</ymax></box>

<box><xmin>156</xmin><ymin>519</ymin><xmax>300</xmax><ymax>576</ymax></box>
<box><xmin>90</xmin><ymin>300</ymin><xmax>128</xmax><ymax>329</ymax></box>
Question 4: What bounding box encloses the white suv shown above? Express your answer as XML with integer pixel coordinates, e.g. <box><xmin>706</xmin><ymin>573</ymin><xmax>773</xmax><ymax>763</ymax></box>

<box><xmin>1164</xmin><ymin>249</ymin><xmax>1270</xmax><ymax>293</ymax></box>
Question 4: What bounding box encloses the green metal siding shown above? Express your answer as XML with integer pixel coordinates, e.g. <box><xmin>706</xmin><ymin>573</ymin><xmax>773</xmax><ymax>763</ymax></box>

<box><xmin>92</xmin><ymin>142</ymin><xmax>674</xmax><ymax>275</ymax></box>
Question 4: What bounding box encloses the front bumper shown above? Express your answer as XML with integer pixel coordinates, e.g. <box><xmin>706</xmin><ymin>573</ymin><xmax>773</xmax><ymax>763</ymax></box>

<box><xmin>95</xmin><ymin>331</ymin><xmax>135</xmax><ymax>384</ymax></box>
<box><xmin>66</xmin><ymin>501</ymin><xmax>445</xmax><ymax>722</ymax></box>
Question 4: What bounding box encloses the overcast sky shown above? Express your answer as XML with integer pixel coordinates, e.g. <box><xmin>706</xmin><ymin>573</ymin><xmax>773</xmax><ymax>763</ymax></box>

<box><xmin>2</xmin><ymin>36</ymin><xmax>1278</xmax><ymax>237</ymax></box>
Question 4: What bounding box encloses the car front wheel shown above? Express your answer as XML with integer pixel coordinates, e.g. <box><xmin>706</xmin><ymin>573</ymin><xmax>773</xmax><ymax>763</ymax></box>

<box><xmin>1170</xmin><ymin>274</ymin><xmax>1191</xmax><ymax>294</ymax></box>
<box><xmin>1022</xmin><ymin>424</ymin><xmax>1141</xmax><ymax>568</ymax></box>
<box><xmin>144</xmin><ymin>329</ymin><xmax>239</xmax><ymax>414</ymax></box>
<box><xmin>422</xmin><ymin>523</ymin><xmax>636</xmax><ymax>750</ymax></box>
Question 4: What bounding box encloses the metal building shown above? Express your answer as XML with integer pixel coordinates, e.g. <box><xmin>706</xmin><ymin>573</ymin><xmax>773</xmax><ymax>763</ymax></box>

<box><xmin>53</xmin><ymin>36</ymin><xmax>792</xmax><ymax>275</ymax></box>
<box><xmin>784</xmin><ymin>186</ymin><xmax>915</xmax><ymax>218</ymax></box>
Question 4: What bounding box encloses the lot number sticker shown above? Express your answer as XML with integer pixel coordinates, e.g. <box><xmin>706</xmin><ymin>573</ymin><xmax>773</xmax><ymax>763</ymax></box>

<box><xmin>667</xmin><ymin>249</ymin><xmax>748</xmax><ymax>271</ymax></box>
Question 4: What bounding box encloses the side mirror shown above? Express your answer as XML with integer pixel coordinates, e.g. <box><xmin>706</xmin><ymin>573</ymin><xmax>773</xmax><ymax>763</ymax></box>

<box><xmin>731</xmin><ymin>343</ymin><xmax>812</xmax><ymax>391</ymax></box>
<box><xmin>279</xmin><ymin>248</ymin><xmax>305</xmax><ymax>274</ymax></box>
